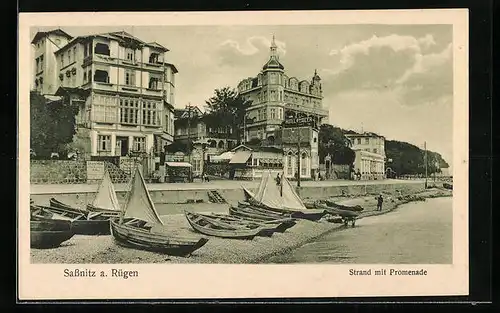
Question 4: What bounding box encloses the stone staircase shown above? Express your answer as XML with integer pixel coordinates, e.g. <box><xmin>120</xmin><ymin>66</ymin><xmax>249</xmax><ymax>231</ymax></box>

<box><xmin>207</xmin><ymin>190</ymin><xmax>227</xmax><ymax>204</ymax></box>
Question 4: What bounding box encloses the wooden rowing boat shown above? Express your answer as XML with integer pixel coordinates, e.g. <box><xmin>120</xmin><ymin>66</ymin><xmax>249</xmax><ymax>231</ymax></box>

<box><xmin>30</xmin><ymin>228</ymin><xmax>75</xmax><ymax>249</ymax></box>
<box><xmin>184</xmin><ymin>211</ymin><xmax>263</xmax><ymax>239</ymax></box>
<box><xmin>49</xmin><ymin>198</ymin><xmax>89</xmax><ymax>215</ymax></box>
<box><xmin>30</xmin><ymin>211</ymin><xmax>74</xmax><ymax>248</ymax></box>
<box><xmin>229</xmin><ymin>205</ymin><xmax>289</xmax><ymax>222</ymax></box>
<box><xmin>195</xmin><ymin>212</ymin><xmax>279</xmax><ymax>236</ymax></box>
<box><xmin>110</xmin><ymin>167</ymin><xmax>209</xmax><ymax>257</ymax></box>
<box><xmin>323</xmin><ymin>199</ymin><xmax>364</xmax><ymax>212</ymax></box>
<box><xmin>33</xmin><ymin>205</ymin><xmax>111</xmax><ymax>235</ymax></box>
<box><xmin>206</xmin><ymin>213</ymin><xmax>296</xmax><ymax>233</ymax></box>
<box><xmin>315</xmin><ymin>202</ymin><xmax>359</xmax><ymax>218</ymax></box>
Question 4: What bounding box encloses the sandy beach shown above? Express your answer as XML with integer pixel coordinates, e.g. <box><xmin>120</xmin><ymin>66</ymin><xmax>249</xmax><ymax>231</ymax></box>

<box><xmin>30</xmin><ymin>187</ymin><xmax>452</xmax><ymax>264</ymax></box>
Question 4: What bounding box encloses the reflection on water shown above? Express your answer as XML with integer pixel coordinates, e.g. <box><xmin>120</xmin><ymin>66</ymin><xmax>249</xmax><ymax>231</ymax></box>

<box><xmin>268</xmin><ymin>197</ymin><xmax>453</xmax><ymax>264</ymax></box>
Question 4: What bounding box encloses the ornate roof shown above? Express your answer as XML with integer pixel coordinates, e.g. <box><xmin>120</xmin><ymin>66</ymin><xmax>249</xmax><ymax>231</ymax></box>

<box><xmin>262</xmin><ymin>35</ymin><xmax>284</xmax><ymax>71</ymax></box>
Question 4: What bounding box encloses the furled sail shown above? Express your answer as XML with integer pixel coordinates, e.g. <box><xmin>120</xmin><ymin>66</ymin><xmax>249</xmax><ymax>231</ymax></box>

<box><xmin>123</xmin><ymin>167</ymin><xmax>164</xmax><ymax>225</ymax></box>
<box><xmin>92</xmin><ymin>168</ymin><xmax>121</xmax><ymax>211</ymax></box>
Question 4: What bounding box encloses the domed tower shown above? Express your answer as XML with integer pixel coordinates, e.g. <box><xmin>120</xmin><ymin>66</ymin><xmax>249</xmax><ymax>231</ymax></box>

<box><xmin>311</xmin><ymin>69</ymin><xmax>322</xmax><ymax>96</ymax></box>
<box><xmin>260</xmin><ymin>35</ymin><xmax>286</xmax><ymax>128</ymax></box>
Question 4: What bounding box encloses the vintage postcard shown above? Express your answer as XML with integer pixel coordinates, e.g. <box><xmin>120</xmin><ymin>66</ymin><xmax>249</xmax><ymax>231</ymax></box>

<box><xmin>18</xmin><ymin>9</ymin><xmax>469</xmax><ymax>300</ymax></box>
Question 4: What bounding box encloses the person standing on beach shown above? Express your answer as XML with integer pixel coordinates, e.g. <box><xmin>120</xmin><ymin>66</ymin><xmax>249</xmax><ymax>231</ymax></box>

<box><xmin>276</xmin><ymin>173</ymin><xmax>281</xmax><ymax>185</ymax></box>
<box><xmin>377</xmin><ymin>195</ymin><xmax>384</xmax><ymax>211</ymax></box>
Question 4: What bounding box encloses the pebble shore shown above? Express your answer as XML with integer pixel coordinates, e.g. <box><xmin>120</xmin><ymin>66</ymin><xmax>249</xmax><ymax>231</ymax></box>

<box><xmin>30</xmin><ymin>188</ymin><xmax>452</xmax><ymax>264</ymax></box>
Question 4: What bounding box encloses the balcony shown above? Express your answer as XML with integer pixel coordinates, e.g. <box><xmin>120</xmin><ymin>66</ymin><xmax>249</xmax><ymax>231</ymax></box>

<box><xmin>284</xmin><ymin>102</ymin><xmax>329</xmax><ymax>116</ymax></box>
<box><xmin>83</xmin><ymin>54</ymin><xmax>165</xmax><ymax>73</ymax></box>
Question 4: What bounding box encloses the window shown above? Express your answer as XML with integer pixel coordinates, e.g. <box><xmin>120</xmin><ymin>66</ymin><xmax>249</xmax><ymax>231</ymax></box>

<box><xmin>270</xmin><ymin>73</ymin><xmax>277</xmax><ymax>84</ymax></box>
<box><xmin>357</xmin><ymin>138</ymin><xmax>361</xmax><ymax>144</ymax></box>
<box><xmin>35</xmin><ymin>58</ymin><xmax>39</xmax><ymax>72</ymax></box>
<box><xmin>287</xmin><ymin>152</ymin><xmax>293</xmax><ymax>175</ymax></box>
<box><xmin>149</xmin><ymin>76</ymin><xmax>159</xmax><ymax>89</ymax></box>
<box><xmin>301</xmin><ymin>153</ymin><xmax>307</xmax><ymax>176</ymax></box>
<box><xmin>93</xmin><ymin>94</ymin><xmax>117</xmax><ymax>123</ymax></box>
<box><xmin>88</xmin><ymin>70</ymin><xmax>92</xmax><ymax>83</ymax></box>
<box><xmin>373</xmin><ymin>148</ymin><xmax>378</xmax><ymax>154</ymax></box>
<box><xmin>84</xmin><ymin>44</ymin><xmax>88</xmax><ymax>57</ymax></box>
<box><xmin>126</xmin><ymin>48</ymin><xmax>135</xmax><ymax>61</ymax></box>
<box><xmin>149</xmin><ymin>53</ymin><xmax>159</xmax><ymax>64</ymax></box>
<box><xmin>98</xmin><ymin>135</ymin><xmax>111</xmax><ymax>151</ymax></box>
<box><xmin>119</xmin><ymin>98</ymin><xmax>139</xmax><ymax>124</ymax></box>
<box><xmin>125</xmin><ymin>70</ymin><xmax>136</xmax><ymax>86</ymax></box>
<box><xmin>68</xmin><ymin>50</ymin><xmax>71</xmax><ymax>64</ymax></box>
<box><xmin>60</xmin><ymin>55</ymin><xmax>64</xmax><ymax>68</ymax></box>
<box><xmin>94</xmin><ymin>43</ymin><xmax>110</xmax><ymax>56</ymax></box>
<box><xmin>133</xmin><ymin>137</ymin><xmax>146</xmax><ymax>152</ymax></box>
<box><xmin>365</xmin><ymin>138</ymin><xmax>370</xmax><ymax>144</ymax></box>
<box><xmin>94</xmin><ymin>70</ymin><xmax>109</xmax><ymax>83</ymax></box>
<box><xmin>142</xmin><ymin>101</ymin><xmax>161</xmax><ymax>126</ymax></box>
<box><xmin>270</xmin><ymin>108</ymin><xmax>276</xmax><ymax>119</ymax></box>
<box><xmin>83</xmin><ymin>71</ymin><xmax>87</xmax><ymax>82</ymax></box>
<box><xmin>39</xmin><ymin>55</ymin><xmax>44</xmax><ymax>71</ymax></box>
<box><xmin>73</xmin><ymin>47</ymin><xmax>77</xmax><ymax>61</ymax></box>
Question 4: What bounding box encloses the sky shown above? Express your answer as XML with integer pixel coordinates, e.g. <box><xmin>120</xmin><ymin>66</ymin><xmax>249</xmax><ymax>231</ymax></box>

<box><xmin>31</xmin><ymin>24</ymin><xmax>454</xmax><ymax>167</ymax></box>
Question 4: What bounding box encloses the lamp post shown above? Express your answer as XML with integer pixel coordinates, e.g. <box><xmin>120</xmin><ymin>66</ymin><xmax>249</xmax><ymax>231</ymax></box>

<box><xmin>424</xmin><ymin>141</ymin><xmax>428</xmax><ymax>188</ymax></box>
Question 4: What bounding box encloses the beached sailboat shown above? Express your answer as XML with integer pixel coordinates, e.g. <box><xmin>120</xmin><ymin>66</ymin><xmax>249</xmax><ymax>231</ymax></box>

<box><xmin>86</xmin><ymin>169</ymin><xmax>122</xmax><ymax>218</ymax></box>
<box><xmin>244</xmin><ymin>171</ymin><xmax>326</xmax><ymax>221</ymax></box>
<box><xmin>110</xmin><ymin>167</ymin><xmax>209</xmax><ymax>256</ymax></box>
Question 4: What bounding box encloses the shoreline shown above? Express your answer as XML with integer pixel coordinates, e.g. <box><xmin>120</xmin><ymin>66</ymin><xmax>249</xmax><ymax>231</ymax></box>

<box><xmin>30</xmin><ymin>188</ymin><xmax>452</xmax><ymax>264</ymax></box>
<box><xmin>255</xmin><ymin>191</ymin><xmax>453</xmax><ymax>263</ymax></box>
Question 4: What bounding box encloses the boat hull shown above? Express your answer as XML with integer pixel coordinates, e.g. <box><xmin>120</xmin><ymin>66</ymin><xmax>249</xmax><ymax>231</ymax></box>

<box><xmin>86</xmin><ymin>204</ymin><xmax>121</xmax><ymax>218</ymax></box>
<box><xmin>110</xmin><ymin>219</ymin><xmax>208</xmax><ymax>257</ymax></box>
<box><xmin>30</xmin><ymin>220</ymin><xmax>74</xmax><ymax>249</ymax></box>
<box><xmin>209</xmin><ymin>213</ymin><xmax>296</xmax><ymax>233</ymax></box>
<box><xmin>38</xmin><ymin>206</ymin><xmax>111</xmax><ymax>235</ymax></box>
<box><xmin>324</xmin><ymin>200</ymin><xmax>364</xmax><ymax>212</ymax></box>
<box><xmin>49</xmin><ymin>198</ymin><xmax>89</xmax><ymax>215</ymax></box>
<box><xmin>72</xmin><ymin>220</ymin><xmax>111</xmax><ymax>235</ymax></box>
<box><xmin>185</xmin><ymin>212</ymin><xmax>261</xmax><ymax>239</ymax></box>
<box><xmin>197</xmin><ymin>213</ymin><xmax>276</xmax><ymax>237</ymax></box>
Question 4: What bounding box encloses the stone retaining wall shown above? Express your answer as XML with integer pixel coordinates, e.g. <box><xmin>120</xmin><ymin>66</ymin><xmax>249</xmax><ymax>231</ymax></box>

<box><xmin>30</xmin><ymin>160</ymin><xmax>87</xmax><ymax>184</ymax></box>
<box><xmin>29</xmin><ymin>182</ymin><xmax>426</xmax><ymax>214</ymax></box>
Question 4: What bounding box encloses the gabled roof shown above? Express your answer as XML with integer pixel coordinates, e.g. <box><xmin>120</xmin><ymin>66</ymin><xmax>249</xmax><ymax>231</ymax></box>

<box><xmin>31</xmin><ymin>29</ymin><xmax>73</xmax><ymax>44</ymax></box>
<box><xmin>231</xmin><ymin>144</ymin><xmax>283</xmax><ymax>154</ymax></box>
<box><xmin>165</xmin><ymin>62</ymin><xmax>178</xmax><ymax>73</ymax></box>
<box><xmin>146</xmin><ymin>41</ymin><xmax>169</xmax><ymax>52</ymax></box>
<box><xmin>54</xmin><ymin>86</ymin><xmax>90</xmax><ymax>98</ymax></box>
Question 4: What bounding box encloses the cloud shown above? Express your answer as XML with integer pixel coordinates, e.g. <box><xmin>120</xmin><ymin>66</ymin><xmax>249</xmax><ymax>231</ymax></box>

<box><xmin>219</xmin><ymin>36</ymin><xmax>286</xmax><ymax>56</ymax></box>
<box><xmin>328</xmin><ymin>34</ymin><xmax>437</xmax><ymax>73</ymax></box>
<box><xmin>322</xmin><ymin>33</ymin><xmax>452</xmax><ymax>106</ymax></box>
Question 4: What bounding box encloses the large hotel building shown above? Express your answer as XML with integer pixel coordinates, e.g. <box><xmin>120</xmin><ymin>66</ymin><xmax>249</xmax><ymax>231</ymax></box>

<box><xmin>31</xmin><ymin>29</ymin><xmax>177</xmax><ymax>157</ymax></box>
<box><xmin>237</xmin><ymin>36</ymin><xmax>329</xmax><ymax>143</ymax></box>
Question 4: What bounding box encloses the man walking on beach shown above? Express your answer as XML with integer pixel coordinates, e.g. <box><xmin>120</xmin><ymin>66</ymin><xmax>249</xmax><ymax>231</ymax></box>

<box><xmin>377</xmin><ymin>195</ymin><xmax>384</xmax><ymax>211</ymax></box>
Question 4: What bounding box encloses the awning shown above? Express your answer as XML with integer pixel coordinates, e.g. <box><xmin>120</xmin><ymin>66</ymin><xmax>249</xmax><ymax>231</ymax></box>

<box><xmin>229</xmin><ymin>151</ymin><xmax>252</xmax><ymax>164</ymax></box>
<box><xmin>165</xmin><ymin>162</ymin><xmax>192</xmax><ymax>168</ymax></box>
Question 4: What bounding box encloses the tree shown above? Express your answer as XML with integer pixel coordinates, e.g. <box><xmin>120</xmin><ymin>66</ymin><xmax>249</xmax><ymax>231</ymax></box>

<box><xmin>385</xmin><ymin>140</ymin><xmax>448</xmax><ymax>176</ymax></box>
<box><xmin>318</xmin><ymin>124</ymin><xmax>355</xmax><ymax>165</ymax></box>
<box><xmin>204</xmin><ymin>87</ymin><xmax>252</xmax><ymax>144</ymax></box>
<box><xmin>30</xmin><ymin>91</ymin><xmax>78</xmax><ymax>158</ymax></box>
